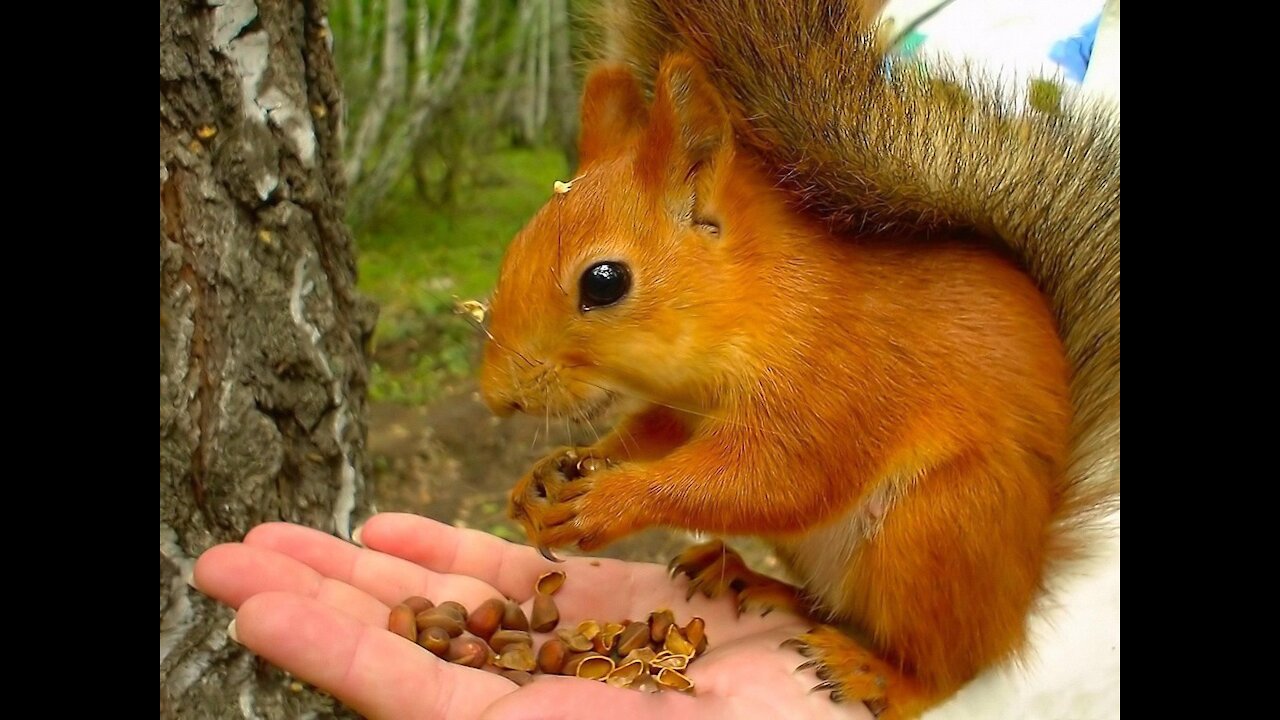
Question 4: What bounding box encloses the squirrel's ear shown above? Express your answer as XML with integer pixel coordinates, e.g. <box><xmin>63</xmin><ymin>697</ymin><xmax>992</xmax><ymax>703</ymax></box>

<box><xmin>578</xmin><ymin>65</ymin><xmax>648</xmax><ymax>167</ymax></box>
<box><xmin>640</xmin><ymin>53</ymin><xmax>730</xmax><ymax>222</ymax></box>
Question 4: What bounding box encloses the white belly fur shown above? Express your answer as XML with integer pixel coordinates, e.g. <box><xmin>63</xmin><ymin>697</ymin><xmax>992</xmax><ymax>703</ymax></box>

<box><xmin>769</xmin><ymin>491</ymin><xmax>889</xmax><ymax>618</ymax></box>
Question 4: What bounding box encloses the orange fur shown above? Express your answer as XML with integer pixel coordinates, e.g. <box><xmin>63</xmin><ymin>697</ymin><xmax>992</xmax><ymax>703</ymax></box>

<box><xmin>480</xmin><ymin>56</ymin><xmax>1072</xmax><ymax>717</ymax></box>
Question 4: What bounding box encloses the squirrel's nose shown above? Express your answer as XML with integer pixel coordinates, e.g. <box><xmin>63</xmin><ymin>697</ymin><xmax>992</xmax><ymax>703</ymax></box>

<box><xmin>478</xmin><ymin>346</ymin><xmax>530</xmax><ymax>417</ymax></box>
<box><xmin>481</xmin><ymin>391</ymin><xmax>522</xmax><ymax>417</ymax></box>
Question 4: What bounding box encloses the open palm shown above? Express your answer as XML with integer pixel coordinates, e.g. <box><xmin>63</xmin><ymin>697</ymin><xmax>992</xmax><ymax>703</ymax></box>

<box><xmin>194</xmin><ymin>513</ymin><xmax>871</xmax><ymax>720</ymax></box>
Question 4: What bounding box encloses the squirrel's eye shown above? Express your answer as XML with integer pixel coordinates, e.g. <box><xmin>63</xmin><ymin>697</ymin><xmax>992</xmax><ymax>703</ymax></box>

<box><xmin>579</xmin><ymin>261</ymin><xmax>631</xmax><ymax>311</ymax></box>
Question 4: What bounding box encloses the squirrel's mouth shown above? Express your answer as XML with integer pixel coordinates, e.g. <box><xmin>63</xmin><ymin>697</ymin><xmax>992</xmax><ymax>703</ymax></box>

<box><xmin>567</xmin><ymin>388</ymin><xmax>616</xmax><ymax>425</ymax></box>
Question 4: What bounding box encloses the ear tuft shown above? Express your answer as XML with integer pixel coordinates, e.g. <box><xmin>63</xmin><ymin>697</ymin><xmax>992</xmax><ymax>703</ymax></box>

<box><xmin>578</xmin><ymin>64</ymin><xmax>648</xmax><ymax>167</ymax></box>
<box><xmin>646</xmin><ymin>53</ymin><xmax>729</xmax><ymax>173</ymax></box>
<box><xmin>634</xmin><ymin>53</ymin><xmax>731</xmax><ymax>222</ymax></box>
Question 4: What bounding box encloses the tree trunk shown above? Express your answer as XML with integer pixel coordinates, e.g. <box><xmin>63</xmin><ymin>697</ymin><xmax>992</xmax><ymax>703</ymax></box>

<box><xmin>549</xmin><ymin>0</ymin><xmax>578</xmax><ymax>167</ymax></box>
<box><xmin>494</xmin><ymin>0</ymin><xmax>536</xmax><ymax>135</ymax></box>
<box><xmin>160</xmin><ymin>0</ymin><xmax>376</xmax><ymax>716</ymax></box>
<box><xmin>343</xmin><ymin>0</ymin><xmax>407</xmax><ymax>184</ymax></box>
<box><xmin>344</xmin><ymin>0</ymin><xmax>480</xmax><ymax>225</ymax></box>
<box><xmin>518</xmin><ymin>2</ymin><xmax>541</xmax><ymax>142</ymax></box>
<box><xmin>533</xmin><ymin>0</ymin><xmax>551</xmax><ymax>134</ymax></box>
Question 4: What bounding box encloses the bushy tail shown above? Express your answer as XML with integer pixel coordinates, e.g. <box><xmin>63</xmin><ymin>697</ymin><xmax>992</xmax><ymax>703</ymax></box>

<box><xmin>589</xmin><ymin>0</ymin><xmax>1120</xmax><ymax>546</ymax></box>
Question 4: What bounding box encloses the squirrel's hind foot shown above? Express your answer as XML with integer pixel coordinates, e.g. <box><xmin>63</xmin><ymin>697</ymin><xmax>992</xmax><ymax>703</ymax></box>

<box><xmin>786</xmin><ymin>625</ymin><xmax>933</xmax><ymax>719</ymax></box>
<box><xmin>670</xmin><ymin>539</ymin><xmax>810</xmax><ymax>617</ymax></box>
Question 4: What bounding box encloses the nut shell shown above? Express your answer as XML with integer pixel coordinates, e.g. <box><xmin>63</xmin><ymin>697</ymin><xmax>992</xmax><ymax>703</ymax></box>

<box><xmin>684</xmin><ymin>617</ymin><xmax>708</xmax><ymax>655</ymax></box>
<box><xmin>436</xmin><ymin>601</ymin><xmax>469</xmax><ymax>623</ymax></box>
<box><xmin>447</xmin><ymin>636</ymin><xmax>492</xmax><ymax>668</ymax></box>
<box><xmin>577</xmin><ymin>457</ymin><xmax>609</xmax><ymax>475</ymax></box>
<box><xmin>653</xmin><ymin>651</ymin><xmax>689</xmax><ymax>670</ymax></box>
<box><xmin>467</xmin><ymin>598</ymin><xmax>506</xmax><ymax>640</ymax></box>
<box><xmin>556</xmin><ymin>628</ymin><xmax>594</xmax><ymax>652</ymax></box>
<box><xmin>501</xmin><ymin>670</ymin><xmax>534</xmax><ymax>687</ymax></box>
<box><xmin>616</xmin><ymin>622</ymin><xmax>651</xmax><ymax>655</ymax></box>
<box><xmin>620</xmin><ymin>647</ymin><xmax>657</xmax><ymax>669</ymax></box>
<box><xmin>416</xmin><ymin>611</ymin><xmax>464</xmax><ymax>637</ymax></box>
<box><xmin>497</xmin><ymin>643</ymin><xmax>538</xmax><ymax>672</ymax></box>
<box><xmin>418</xmin><ymin>626</ymin><xmax>451</xmax><ymax>657</ymax></box>
<box><xmin>502</xmin><ymin>601</ymin><xmax>530</xmax><ymax>632</ymax></box>
<box><xmin>664</xmin><ymin>627</ymin><xmax>696</xmax><ymax>657</ymax></box>
<box><xmin>649</xmin><ymin>610</ymin><xmax>675</xmax><ymax>644</ymax></box>
<box><xmin>489</xmin><ymin>629</ymin><xmax>534</xmax><ymax>653</ymax></box>
<box><xmin>655</xmin><ymin>667</ymin><xmax>694</xmax><ymax>692</ymax></box>
<box><xmin>565</xmin><ymin>652</ymin><xmax>614</xmax><ymax>680</ymax></box>
<box><xmin>595</xmin><ymin>622</ymin><xmax>625</xmax><ymax>654</ymax></box>
<box><xmin>536</xmin><ymin>637</ymin><xmax>569</xmax><ymax>674</ymax></box>
<box><xmin>535</xmin><ymin>570</ymin><xmax>567</xmax><ymax>596</ymax></box>
<box><xmin>393</xmin><ymin>571</ymin><xmax>715</xmax><ymax>692</ymax></box>
<box><xmin>401</xmin><ymin>596</ymin><xmax>434</xmax><ymax>615</ymax></box>
<box><xmin>388</xmin><ymin>604</ymin><xmax>417</xmax><ymax>642</ymax></box>
<box><xmin>576</xmin><ymin>620</ymin><xmax>601</xmax><ymax>640</ymax></box>
<box><xmin>606</xmin><ymin>659</ymin><xmax>645</xmax><ymax>688</ymax></box>
<box><xmin>530</xmin><ymin>594</ymin><xmax>560</xmax><ymax>632</ymax></box>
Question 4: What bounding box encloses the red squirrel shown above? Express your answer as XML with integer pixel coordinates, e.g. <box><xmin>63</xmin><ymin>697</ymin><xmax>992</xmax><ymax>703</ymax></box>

<box><xmin>479</xmin><ymin>52</ymin><xmax>1080</xmax><ymax>719</ymax></box>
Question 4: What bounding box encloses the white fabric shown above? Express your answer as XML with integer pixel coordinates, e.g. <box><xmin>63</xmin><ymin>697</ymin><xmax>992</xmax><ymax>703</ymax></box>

<box><xmin>872</xmin><ymin>2</ymin><xmax>1121</xmax><ymax>717</ymax></box>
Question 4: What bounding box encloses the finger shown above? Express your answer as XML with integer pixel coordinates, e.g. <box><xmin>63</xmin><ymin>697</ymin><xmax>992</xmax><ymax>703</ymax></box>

<box><xmin>356</xmin><ymin>515</ymin><xmax>803</xmax><ymax>643</ymax></box>
<box><xmin>194</xmin><ymin>543</ymin><xmax>389</xmax><ymax>626</ymax></box>
<box><xmin>242</xmin><ymin>522</ymin><xmax>506</xmax><ymax>609</ymax></box>
<box><xmin>353</xmin><ymin>515</ymin><xmax>707</xmax><ymax>626</ymax></box>
<box><xmin>234</xmin><ymin>592</ymin><xmax>516</xmax><ymax>720</ymax></box>
<box><xmin>355</xmin><ymin>513</ymin><xmax>583</xmax><ymax>600</ymax></box>
<box><xmin>355</xmin><ymin>514</ymin><xmax>648</xmax><ymax>625</ymax></box>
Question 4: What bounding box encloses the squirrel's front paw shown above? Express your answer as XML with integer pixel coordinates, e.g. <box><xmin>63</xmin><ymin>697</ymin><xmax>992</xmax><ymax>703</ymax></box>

<box><xmin>509</xmin><ymin>448</ymin><xmax>629</xmax><ymax>554</ymax></box>
<box><xmin>511</xmin><ymin>447</ymin><xmax>594</xmax><ymax>504</ymax></box>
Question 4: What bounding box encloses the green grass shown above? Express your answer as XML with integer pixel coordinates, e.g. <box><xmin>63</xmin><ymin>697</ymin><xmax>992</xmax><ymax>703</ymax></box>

<box><xmin>357</xmin><ymin>147</ymin><xmax>569</xmax><ymax>404</ymax></box>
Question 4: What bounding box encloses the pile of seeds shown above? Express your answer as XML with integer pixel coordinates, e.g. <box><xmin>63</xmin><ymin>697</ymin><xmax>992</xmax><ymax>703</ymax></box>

<box><xmin>386</xmin><ymin>570</ymin><xmax>707</xmax><ymax>693</ymax></box>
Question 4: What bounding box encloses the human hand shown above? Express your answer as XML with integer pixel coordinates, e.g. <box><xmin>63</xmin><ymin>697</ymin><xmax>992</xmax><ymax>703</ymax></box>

<box><xmin>193</xmin><ymin>513</ymin><xmax>872</xmax><ymax>720</ymax></box>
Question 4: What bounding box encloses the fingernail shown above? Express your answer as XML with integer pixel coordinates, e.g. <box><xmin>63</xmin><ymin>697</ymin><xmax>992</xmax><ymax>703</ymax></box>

<box><xmin>185</xmin><ymin>568</ymin><xmax>199</xmax><ymax>591</ymax></box>
<box><xmin>351</xmin><ymin>524</ymin><xmax>365</xmax><ymax>546</ymax></box>
<box><xmin>227</xmin><ymin>618</ymin><xmax>240</xmax><ymax>644</ymax></box>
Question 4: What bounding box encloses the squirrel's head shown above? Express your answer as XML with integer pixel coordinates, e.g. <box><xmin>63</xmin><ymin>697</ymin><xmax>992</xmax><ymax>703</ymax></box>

<box><xmin>481</xmin><ymin>53</ymin><xmax>767</xmax><ymax>419</ymax></box>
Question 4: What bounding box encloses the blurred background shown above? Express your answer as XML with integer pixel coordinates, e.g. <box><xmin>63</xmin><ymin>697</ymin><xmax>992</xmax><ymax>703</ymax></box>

<box><xmin>331</xmin><ymin>0</ymin><xmax>782</xmax><ymax>568</ymax></box>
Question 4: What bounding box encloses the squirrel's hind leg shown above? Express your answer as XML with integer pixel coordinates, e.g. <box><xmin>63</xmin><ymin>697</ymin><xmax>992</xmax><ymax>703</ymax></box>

<box><xmin>786</xmin><ymin>626</ymin><xmax>933</xmax><ymax>720</ymax></box>
<box><xmin>670</xmin><ymin>539</ymin><xmax>812</xmax><ymax>617</ymax></box>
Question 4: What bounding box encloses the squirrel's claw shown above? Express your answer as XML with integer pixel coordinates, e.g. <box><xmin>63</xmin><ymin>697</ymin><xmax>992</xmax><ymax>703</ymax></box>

<box><xmin>780</xmin><ymin>637</ymin><xmax>807</xmax><ymax>651</ymax></box>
